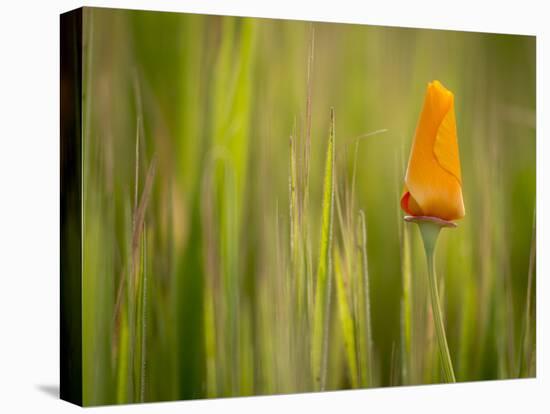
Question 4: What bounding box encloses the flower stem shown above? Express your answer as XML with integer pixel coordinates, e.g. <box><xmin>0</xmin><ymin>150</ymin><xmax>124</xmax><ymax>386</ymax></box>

<box><xmin>417</xmin><ymin>221</ymin><xmax>456</xmax><ymax>383</ymax></box>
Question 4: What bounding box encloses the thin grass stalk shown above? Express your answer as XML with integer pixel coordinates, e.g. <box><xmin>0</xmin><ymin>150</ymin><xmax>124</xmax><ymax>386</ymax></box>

<box><xmin>334</xmin><ymin>173</ymin><xmax>363</xmax><ymax>388</ymax></box>
<box><xmin>357</xmin><ymin>210</ymin><xmax>375</xmax><ymax>387</ymax></box>
<box><xmin>203</xmin><ymin>269</ymin><xmax>218</xmax><ymax>396</ymax></box>
<box><xmin>201</xmin><ymin>165</ymin><xmax>219</xmax><ymax>397</ymax></box>
<box><xmin>139</xmin><ymin>225</ymin><xmax>148</xmax><ymax>402</ymax></box>
<box><xmin>518</xmin><ymin>207</ymin><xmax>536</xmax><ymax>377</ymax></box>
<box><xmin>129</xmin><ymin>158</ymin><xmax>155</xmax><ymax>401</ymax></box>
<box><xmin>400</xmin><ymin>221</ymin><xmax>412</xmax><ymax>384</ymax></box>
<box><xmin>82</xmin><ymin>8</ymin><xmax>93</xmax><ymax>216</ymax></box>
<box><xmin>221</xmin><ymin>162</ymin><xmax>239</xmax><ymax>395</ymax></box>
<box><xmin>334</xmin><ymin>176</ymin><xmax>353</xmax><ymax>282</ymax></box>
<box><xmin>289</xmin><ymin>132</ymin><xmax>298</xmax><ymax>268</ymax></box>
<box><xmin>289</xmin><ymin>127</ymin><xmax>305</xmax><ymax>323</ymax></box>
<box><xmin>333</xmin><ymin>249</ymin><xmax>359</xmax><ymax>387</ymax></box>
<box><xmin>350</xmin><ymin>142</ymin><xmax>360</xmax><ymax>226</ymax></box>
<box><xmin>303</xmin><ymin>24</ymin><xmax>314</xmax><ymax>190</ymax></box>
<box><xmin>311</xmin><ymin>108</ymin><xmax>335</xmax><ymax>391</ymax></box>
<box><xmin>303</xmin><ymin>27</ymin><xmax>315</xmax><ymax>333</ymax></box>
<box><xmin>116</xmin><ymin>307</ymin><xmax>130</xmax><ymax>403</ymax></box>
<box><xmin>289</xmin><ymin>128</ymin><xmax>303</xmax><ymax>390</ymax></box>
<box><xmin>457</xmin><ymin>250</ymin><xmax>476</xmax><ymax>381</ymax></box>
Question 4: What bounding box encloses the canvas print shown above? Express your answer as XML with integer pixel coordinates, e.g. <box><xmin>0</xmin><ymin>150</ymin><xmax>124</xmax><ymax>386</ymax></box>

<box><xmin>60</xmin><ymin>6</ymin><xmax>536</xmax><ymax>406</ymax></box>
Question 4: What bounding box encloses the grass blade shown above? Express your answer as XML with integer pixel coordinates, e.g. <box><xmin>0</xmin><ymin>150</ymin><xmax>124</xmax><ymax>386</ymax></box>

<box><xmin>357</xmin><ymin>209</ymin><xmax>375</xmax><ymax>387</ymax></box>
<box><xmin>333</xmin><ymin>248</ymin><xmax>358</xmax><ymax>387</ymax></box>
<box><xmin>311</xmin><ymin>108</ymin><xmax>336</xmax><ymax>391</ymax></box>
<box><xmin>519</xmin><ymin>207</ymin><xmax>536</xmax><ymax>377</ymax></box>
<box><xmin>138</xmin><ymin>225</ymin><xmax>148</xmax><ymax>402</ymax></box>
<box><xmin>400</xmin><ymin>219</ymin><xmax>412</xmax><ymax>384</ymax></box>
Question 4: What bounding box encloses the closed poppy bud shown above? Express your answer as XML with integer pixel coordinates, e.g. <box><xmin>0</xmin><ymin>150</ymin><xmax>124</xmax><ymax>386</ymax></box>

<box><xmin>401</xmin><ymin>80</ymin><xmax>465</xmax><ymax>221</ymax></box>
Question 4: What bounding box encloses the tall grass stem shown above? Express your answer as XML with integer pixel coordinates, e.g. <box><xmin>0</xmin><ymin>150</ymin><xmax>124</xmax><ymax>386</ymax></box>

<box><xmin>311</xmin><ymin>108</ymin><xmax>335</xmax><ymax>390</ymax></box>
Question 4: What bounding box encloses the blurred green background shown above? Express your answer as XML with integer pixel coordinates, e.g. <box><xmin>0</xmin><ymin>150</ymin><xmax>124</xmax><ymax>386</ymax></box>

<box><xmin>80</xmin><ymin>7</ymin><xmax>536</xmax><ymax>406</ymax></box>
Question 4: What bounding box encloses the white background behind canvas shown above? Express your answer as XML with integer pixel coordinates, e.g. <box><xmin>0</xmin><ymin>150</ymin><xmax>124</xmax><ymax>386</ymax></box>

<box><xmin>0</xmin><ymin>0</ymin><xmax>547</xmax><ymax>412</ymax></box>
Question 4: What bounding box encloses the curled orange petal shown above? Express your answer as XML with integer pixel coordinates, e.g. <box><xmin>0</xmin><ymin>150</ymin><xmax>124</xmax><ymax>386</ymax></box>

<box><xmin>400</xmin><ymin>185</ymin><xmax>423</xmax><ymax>216</ymax></box>
<box><xmin>401</xmin><ymin>81</ymin><xmax>465</xmax><ymax>221</ymax></box>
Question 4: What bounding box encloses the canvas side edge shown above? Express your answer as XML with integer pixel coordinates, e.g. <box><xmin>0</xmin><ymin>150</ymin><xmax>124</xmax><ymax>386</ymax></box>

<box><xmin>60</xmin><ymin>7</ymin><xmax>83</xmax><ymax>407</ymax></box>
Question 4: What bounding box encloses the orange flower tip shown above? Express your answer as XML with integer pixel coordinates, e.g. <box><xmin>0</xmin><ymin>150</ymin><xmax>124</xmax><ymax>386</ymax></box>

<box><xmin>404</xmin><ymin>215</ymin><xmax>457</xmax><ymax>228</ymax></box>
<box><xmin>429</xmin><ymin>80</ymin><xmax>453</xmax><ymax>98</ymax></box>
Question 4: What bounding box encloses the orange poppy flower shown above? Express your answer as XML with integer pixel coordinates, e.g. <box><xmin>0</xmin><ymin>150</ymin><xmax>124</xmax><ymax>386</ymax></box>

<box><xmin>401</xmin><ymin>80</ymin><xmax>465</xmax><ymax>221</ymax></box>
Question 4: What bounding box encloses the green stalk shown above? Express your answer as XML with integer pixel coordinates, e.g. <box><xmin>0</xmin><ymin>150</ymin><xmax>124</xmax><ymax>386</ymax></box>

<box><xmin>400</xmin><ymin>221</ymin><xmax>412</xmax><ymax>384</ymax></box>
<box><xmin>311</xmin><ymin>108</ymin><xmax>335</xmax><ymax>391</ymax></box>
<box><xmin>518</xmin><ymin>207</ymin><xmax>536</xmax><ymax>377</ymax></box>
<box><xmin>357</xmin><ymin>210</ymin><xmax>374</xmax><ymax>387</ymax></box>
<box><xmin>333</xmin><ymin>249</ymin><xmax>358</xmax><ymax>387</ymax></box>
<box><xmin>417</xmin><ymin>221</ymin><xmax>456</xmax><ymax>383</ymax></box>
<box><xmin>201</xmin><ymin>164</ymin><xmax>219</xmax><ymax>398</ymax></box>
